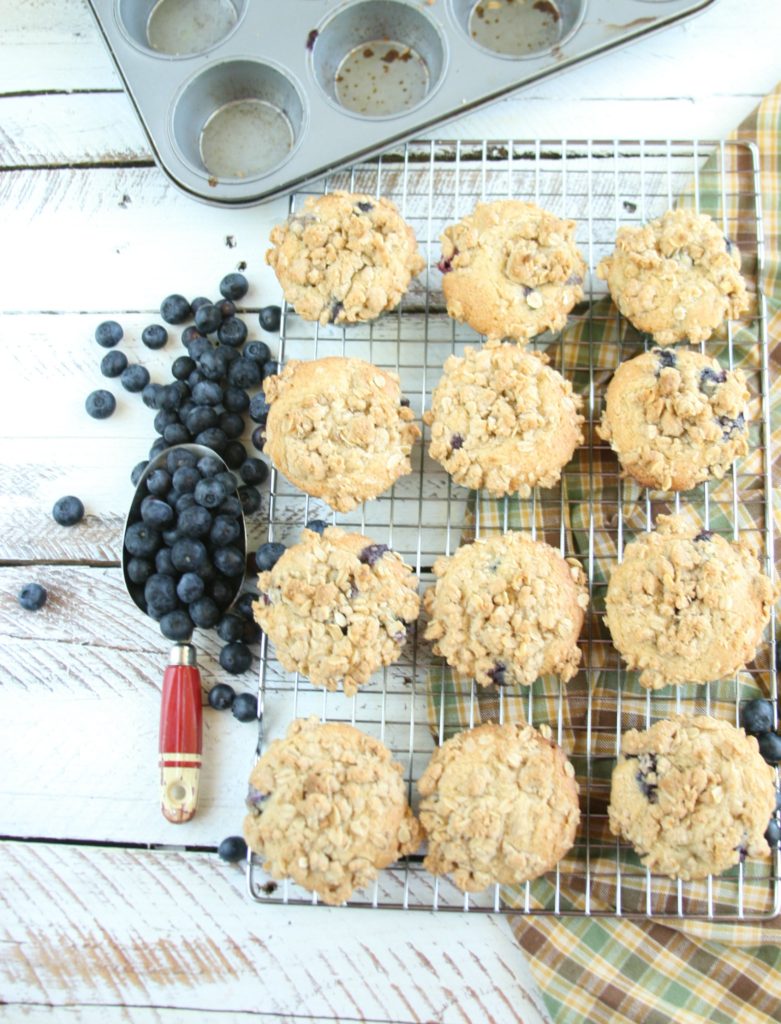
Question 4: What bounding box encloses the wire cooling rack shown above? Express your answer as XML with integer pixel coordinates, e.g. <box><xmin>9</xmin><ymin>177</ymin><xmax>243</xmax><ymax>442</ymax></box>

<box><xmin>248</xmin><ymin>139</ymin><xmax>780</xmax><ymax>918</ymax></box>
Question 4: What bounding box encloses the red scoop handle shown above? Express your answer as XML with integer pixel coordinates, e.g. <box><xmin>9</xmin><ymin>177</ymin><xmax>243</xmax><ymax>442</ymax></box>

<box><xmin>159</xmin><ymin>644</ymin><xmax>202</xmax><ymax>824</ymax></box>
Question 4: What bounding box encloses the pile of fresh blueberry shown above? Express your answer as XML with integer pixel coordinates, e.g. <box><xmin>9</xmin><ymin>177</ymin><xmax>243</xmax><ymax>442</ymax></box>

<box><xmin>741</xmin><ymin>698</ymin><xmax>781</xmax><ymax>846</ymax></box>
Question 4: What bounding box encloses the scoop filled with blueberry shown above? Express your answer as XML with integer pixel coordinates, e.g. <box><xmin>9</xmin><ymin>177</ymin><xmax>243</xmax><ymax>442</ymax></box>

<box><xmin>122</xmin><ymin>443</ymin><xmax>247</xmax><ymax>826</ymax></box>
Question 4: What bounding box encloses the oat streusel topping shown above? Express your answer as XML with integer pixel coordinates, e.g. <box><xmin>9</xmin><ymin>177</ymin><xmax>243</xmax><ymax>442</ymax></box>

<box><xmin>253</xmin><ymin>526</ymin><xmax>420</xmax><ymax>696</ymax></box>
<box><xmin>266</xmin><ymin>191</ymin><xmax>424</xmax><ymax>326</ymax></box>
<box><xmin>598</xmin><ymin>348</ymin><xmax>749</xmax><ymax>491</ymax></box>
<box><xmin>244</xmin><ymin>718</ymin><xmax>422</xmax><ymax>905</ymax></box>
<box><xmin>596</xmin><ymin>208</ymin><xmax>749</xmax><ymax>346</ymax></box>
<box><xmin>263</xmin><ymin>356</ymin><xmax>420</xmax><ymax>513</ymax></box>
<box><xmin>424</xmin><ymin>532</ymin><xmax>588</xmax><ymax>688</ymax></box>
<box><xmin>418</xmin><ymin>722</ymin><xmax>580</xmax><ymax>892</ymax></box>
<box><xmin>608</xmin><ymin>715</ymin><xmax>775</xmax><ymax>879</ymax></box>
<box><xmin>605</xmin><ymin>514</ymin><xmax>778</xmax><ymax>690</ymax></box>
<box><xmin>438</xmin><ymin>200</ymin><xmax>586</xmax><ymax>342</ymax></box>
<box><xmin>423</xmin><ymin>342</ymin><xmax>584</xmax><ymax>496</ymax></box>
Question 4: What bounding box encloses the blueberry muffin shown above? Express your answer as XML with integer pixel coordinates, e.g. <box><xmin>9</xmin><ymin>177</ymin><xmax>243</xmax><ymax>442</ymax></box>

<box><xmin>263</xmin><ymin>356</ymin><xmax>420</xmax><ymax>512</ymax></box>
<box><xmin>596</xmin><ymin>209</ymin><xmax>749</xmax><ymax>346</ymax></box>
<box><xmin>418</xmin><ymin>722</ymin><xmax>580</xmax><ymax>892</ymax></box>
<box><xmin>266</xmin><ymin>191</ymin><xmax>424</xmax><ymax>326</ymax></box>
<box><xmin>423</xmin><ymin>343</ymin><xmax>584</xmax><ymax>496</ymax></box>
<box><xmin>438</xmin><ymin>200</ymin><xmax>586</xmax><ymax>342</ymax></box>
<box><xmin>244</xmin><ymin>718</ymin><xmax>422</xmax><ymax>904</ymax></box>
<box><xmin>609</xmin><ymin>715</ymin><xmax>776</xmax><ymax>879</ymax></box>
<box><xmin>598</xmin><ymin>347</ymin><xmax>749</xmax><ymax>491</ymax></box>
<box><xmin>424</xmin><ymin>532</ymin><xmax>588</xmax><ymax>688</ymax></box>
<box><xmin>253</xmin><ymin>526</ymin><xmax>420</xmax><ymax>696</ymax></box>
<box><xmin>605</xmin><ymin>514</ymin><xmax>778</xmax><ymax>689</ymax></box>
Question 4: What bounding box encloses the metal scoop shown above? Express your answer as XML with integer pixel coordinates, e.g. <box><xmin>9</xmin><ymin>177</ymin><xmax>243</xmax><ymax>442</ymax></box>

<box><xmin>122</xmin><ymin>443</ymin><xmax>247</xmax><ymax>824</ymax></box>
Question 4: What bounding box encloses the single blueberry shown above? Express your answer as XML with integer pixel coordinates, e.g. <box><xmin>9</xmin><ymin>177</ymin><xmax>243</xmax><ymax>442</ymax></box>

<box><xmin>223</xmin><ymin>440</ymin><xmax>247</xmax><ymax>470</ymax></box>
<box><xmin>240</xmin><ymin>458</ymin><xmax>268</xmax><ymax>485</ymax></box>
<box><xmin>190</xmin><ymin>296</ymin><xmax>211</xmax><ymax>314</ymax></box>
<box><xmin>719</xmin><ymin>413</ymin><xmax>746</xmax><ymax>439</ymax></box>
<box><xmin>262</xmin><ymin>360</ymin><xmax>280</xmax><ymax>381</ymax></box>
<box><xmin>250</xmin><ymin>426</ymin><xmax>265</xmax><ymax>452</ymax></box>
<box><xmin>699</xmin><ymin>367</ymin><xmax>727</xmax><ymax>393</ymax></box>
<box><xmin>219</xmin><ymin>495</ymin><xmax>243</xmax><ymax>519</ymax></box>
<box><xmin>100</xmin><ymin>350</ymin><xmax>128</xmax><ymax>378</ymax></box>
<box><xmin>160</xmin><ymin>609</ymin><xmax>193</xmax><ymax>642</ymax></box>
<box><xmin>126</xmin><ymin>557</ymin><xmax>153</xmax><ymax>585</ymax></box>
<box><xmin>177</xmin><ymin>572</ymin><xmax>205</xmax><ymax>604</ymax></box>
<box><xmin>222</xmin><ymin>386</ymin><xmax>250</xmax><ymax>414</ymax></box>
<box><xmin>144</xmin><ymin>574</ymin><xmax>178</xmax><ymax>616</ymax></box>
<box><xmin>238</xmin><ymin>485</ymin><xmax>261</xmax><ymax>515</ymax></box>
<box><xmin>220</xmin><ymin>273</ymin><xmax>249</xmax><ymax>301</ymax></box>
<box><xmin>249</xmin><ymin>393</ymin><xmax>270</xmax><ymax>425</ymax></box>
<box><xmin>149</xmin><ymin>437</ymin><xmax>167</xmax><ymax>460</ymax></box>
<box><xmin>450</xmin><ymin>433</ymin><xmax>464</xmax><ymax>450</ymax></box>
<box><xmin>142</xmin><ymin>324</ymin><xmax>168</xmax><ymax>350</ymax></box>
<box><xmin>359</xmin><ymin>544</ymin><xmax>389</xmax><ymax>566</ymax></box>
<box><xmin>179</xmin><ymin>400</ymin><xmax>195</xmax><ymax>421</ymax></box>
<box><xmin>195</xmin><ymin>478</ymin><xmax>227</xmax><ymax>509</ymax></box>
<box><xmin>243</xmin><ymin>618</ymin><xmax>262</xmax><ymax>645</ymax></box>
<box><xmin>694</xmin><ymin>530</ymin><xmax>713</xmax><ymax>543</ymax></box>
<box><xmin>218</xmin><ymin>318</ymin><xmax>248</xmax><ymax>347</ymax></box>
<box><xmin>52</xmin><ymin>495</ymin><xmax>85</xmax><ymax>526</ymax></box>
<box><xmin>121</xmin><ymin>365</ymin><xmax>151</xmax><ymax>393</ymax></box>
<box><xmin>742</xmin><ymin>698</ymin><xmax>776</xmax><ymax>736</ymax></box>
<box><xmin>487</xmin><ymin>662</ymin><xmax>506</xmax><ymax>686</ymax></box>
<box><xmin>228</xmin><ymin>357</ymin><xmax>262</xmax><ymax>389</ymax></box>
<box><xmin>400</xmin><ymin>397</ymin><xmax>411</xmax><ymax>407</ymax></box>
<box><xmin>217</xmin><ymin>835</ymin><xmax>248</xmax><ymax>862</ymax></box>
<box><xmin>258</xmin><ymin>305</ymin><xmax>282</xmax><ymax>332</ymax></box>
<box><xmin>166</xmin><ymin>448</ymin><xmax>197</xmax><ymax>474</ymax></box>
<box><xmin>95</xmin><ymin>320</ymin><xmax>123</xmax><ymax>347</ymax></box>
<box><xmin>219</xmin><ymin>413</ymin><xmax>245</xmax><ymax>441</ymax></box>
<box><xmin>196</xmin><ymin>454</ymin><xmax>222</xmax><ymax>478</ymax></box>
<box><xmin>328</xmin><ymin>300</ymin><xmax>344</xmax><ymax>324</ymax></box>
<box><xmin>153</xmin><ymin>409</ymin><xmax>178</xmax><ymax>434</ymax></box>
<box><xmin>186</xmin><ymin>335</ymin><xmax>211</xmax><ymax>361</ymax></box>
<box><xmin>654</xmin><ymin>348</ymin><xmax>677</xmax><ymax>372</ymax></box>
<box><xmin>161</xmin><ymin>525</ymin><xmax>180</xmax><ymax>547</ymax></box>
<box><xmin>217</xmin><ymin>299</ymin><xmax>236</xmax><ymax>321</ymax></box>
<box><xmin>19</xmin><ymin>583</ymin><xmax>47</xmax><ymax>611</ymax></box>
<box><xmin>171</xmin><ymin>355</ymin><xmax>196</xmax><ymax>381</ymax></box>
<box><xmin>140</xmin><ymin>496</ymin><xmax>175</xmax><ymax>529</ymax></box>
<box><xmin>155</xmin><ymin>547</ymin><xmax>175</xmax><ymax>576</ymax></box>
<box><xmin>192</xmin><ymin>380</ymin><xmax>223</xmax><ymax>407</ymax></box>
<box><xmin>766</xmin><ymin>818</ymin><xmax>781</xmax><ymax>846</ymax></box>
<box><xmin>142</xmin><ymin>383</ymin><xmax>165</xmax><ymax>410</ymax></box>
<box><xmin>218</xmin><ymin>613</ymin><xmax>245</xmax><ymax>643</ymax></box>
<box><xmin>759</xmin><ymin>732</ymin><xmax>781</xmax><ymax>765</ymax></box>
<box><xmin>211</xmin><ymin>578</ymin><xmax>235</xmax><ymax>609</ymax></box>
<box><xmin>189</xmin><ymin>596</ymin><xmax>221</xmax><ymax>628</ymax></box>
<box><xmin>210</xmin><ymin>514</ymin><xmax>241</xmax><ymax>548</ymax></box>
<box><xmin>213</xmin><ymin>546</ymin><xmax>245</xmax><ymax>577</ymax></box>
<box><xmin>186</xmin><ymin>406</ymin><xmax>219</xmax><ymax>435</ymax></box>
<box><xmin>235</xmin><ymin>591</ymin><xmax>258</xmax><ymax>621</ymax></box>
<box><xmin>164</xmin><ymin>422</ymin><xmax>191</xmax><ymax>446</ymax></box>
<box><xmin>85</xmin><ymin>389</ymin><xmax>117</xmax><ymax>419</ymax></box>
<box><xmin>160</xmin><ymin>294</ymin><xmax>191</xmax><ymax>325</ymax></box>
<box><xmin>305</xmin><ymin>519</ymin><xmax>327</xmax><ymax>535</ymax></box>
<box><xmin>356</xmin><ymin>200</ymin><xmax>373</xmax><ymax>213</ymax></box>
<box><xmin>177</xmin><ymin>504</ymin><xmax>212</xmax><ymax>539</ymax></box>
<box><xmin>255</xmin><ymin>542</ymin><xmax>285</xmax><ymax>572</ymax></box>
<box><xmin>171</xmin><ymin>538</ymin><xmax>208</xmax><ymax>573</ymax></box>
<box><xmin>172</xmin><ymin>465</ymin><xmax>200</xmax><ymax>494</ymax></box>
<box><xmin>244</xmin><ymin>340</ymin><xmax>271</xmax><ymax>365</ymax></box>
<box><xmin>197</xmin><ymin>349</ymin><xmax>228</xmax><ymax>384</ymax></box>
<box><xmin>208</xmin><ymin>682</ymin><xmax>236</xmax><ymax>711</ymax></box>
<box><xmin>635</xmin><ymin>752</ymin><xmax>659</xmax><ymax>803</ymax></box>
<box><xmin>230</xmin><ymin>686</ymin><xmax>258</xmax><ymax>715</ymax></box>
<box><xmin>195</xmin><ymin>303</ymin><xmax>222</xmax><ymax>335</ymax></box>
<box><xmin>195</xmin><ymin>427</ymin><xmax>228</xmax><ymax>454</ymax></box>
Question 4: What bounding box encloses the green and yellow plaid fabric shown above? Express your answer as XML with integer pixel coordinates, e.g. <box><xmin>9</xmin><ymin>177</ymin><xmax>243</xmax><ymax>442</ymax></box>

<box><xmin>427</xmin><ymin>86</ymin><xmax>781</xmax><ymax>1023</ymax></box>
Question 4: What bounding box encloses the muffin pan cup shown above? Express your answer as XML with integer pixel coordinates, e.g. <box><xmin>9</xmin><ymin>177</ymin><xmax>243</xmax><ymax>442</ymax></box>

<box><xmin>89</xmin><ymin>0</ymin><xmax>718</xmax><ymax>204</ymax></box>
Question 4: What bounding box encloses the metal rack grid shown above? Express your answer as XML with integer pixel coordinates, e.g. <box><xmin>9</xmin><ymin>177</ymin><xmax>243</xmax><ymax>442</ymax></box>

<box><xmin>248</xmin><ymin>139</ymin><xmax>780</xmax><ymax>918</ymax></box>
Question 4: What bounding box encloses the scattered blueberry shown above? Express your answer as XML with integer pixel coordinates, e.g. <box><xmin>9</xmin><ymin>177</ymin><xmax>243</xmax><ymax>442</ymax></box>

<box><xmin>218</xmin><ymin>317</ymin><xmax>248</xmax><ymax>347</ymax></box>
<box><xmin>217</xmin><ymin>835</ymin><xmax>248</xmax><ymax>862</ymax></box>
<box><xmin>244</xmin><ymin>341</ymin><xmax>271</xmax><ymax>365</ymax></box>
<box><xmin>242</xmin><ymin>618</ymin><xmax>261</xmax><ymax>645</ymax></box>
<box><xmin>197</xmin><ymin>454</ymin><xmax>223</xmax><ymax>478</ymax></box>
<box><xmin>154</xmin><ymin>409</ymin><xmax>178</xmax><ymax>434</ymax></box>
<box><xmin>176</xmin><ymin>572</ymin><xmax>205</xmax><ymax>604</ymax></box>
<box><xmin>171</xmin><ymin>355</ymin><xmax>196</xmax><ymax>381</ymax></box>
<box><xmin>219</xmin><ymin>413</ymin><xmax>245</xmax><ymax>441</ymax></box>
<box><xmin>218</xmin><ymin>495</ymin><xmax>242</xmax><ymax>519</ymax></box>
<box><xmin>195</xmin><ymin>427</ymin><xmax>228</xmax><ymax>454</ymax></box>
<box><xmin>248</xmin><ymin>393</ymin><xmax>270</xmax><ymax>424</ymax></box>
<box><xmin>261</xmin><ymin>360</ymin><xmax>279</xmax><ymax>380</ymax></box>
<box><xmin>208</xmin><ymin>682</ymin><xmax>236</xmax><ymax>711</ymax></box>
<box><xmin>213</xmin><ymin>546</ymin><xmax>245</xmax><ymax>577</ymax></box>
<box><xmin>95</xmin><ymin>320</ymin><xmax>123</xmax><ymax>347</ymax></box>
<box><xmin>189</xmin><ymin>596</ymin><xmax>221</xmax><ymax>628</ymax></box>
<box><xmin>211</xmin><ymin>514</ymin><xmax>241</xmax><ymax>548</ymax></box>
<box><xmin>142</xmin><ymin>382</ymin><xmax>165</xmax><ymax>409</ymax></box>
<box><xmin>85</xmin><ymin>389</ymin><xmax>116</xmax><ymax>419</ymax></box>
<box><xmin>223</xmin><ymin>441</ymin><xmax>246</xmax><ymax>471</ymax></box>
<box><xmin>758</xmin><ymin>732</ymin><xmax>781</xmax><ymax>765</ymax></box>
<box><xmin>149</xmin><ymin>437</ymin><xmax>167</xmax><ymax>459</ymax></box>
<box><xmin>100</xmin><ymin>350</ymin><xmax>128</xmax><ymax>378</ymax></box>
<box><xmin>187</xmin><ymin>406</ymin><xmax>219</xmax><ymax>435</ymax></box>
<box><xmin>217</xmin><ymin>299</ymin><xmax>236</xmax><ymax>321</ymax></box>
<box><xmin>190</xmin><ymin>296</ymin><xmax>211</xmax><ymax>313</ymax></box>
<box><xmin>186</xmin><ymin>335</ymin><xmax>211</xmax><ymax>360</ymax></box>
<box><xmin>222</xmin><ymin>385</ymin><xmax>250</xmax><ymax>414</ymax></box>
<box><xmin>220</xmin><ymin>273</ymin><xmax>249</xmax><ymax>301</ymax></box>
<box><xmin>255</xmin><ymin>542</ymin><xmax>285</xmax><ymax>572</ymax></box>
<box><xmin>231</xmin><ymin>690</ymin><xmax>258</xmax><ymax>720</ymax></box>
<box><xmin>211</xmin><ymin>577</ymin><xmax>235</xmax><ymax>609</ymax></box>
<box><xmin>235</xmin><ymin>591</ymin><xmax>258</xmax><ymax>621</ymax></box>
<box><xmin>160</xmin><ymin>609</ymin><xmax>193</xmax><ymax>641</ymax></box>
<box><xmin>198</xmin><ymin>349</ymin><xmax>228</xmax><ymax>382</ymax></box>
<box><xmin>166</xmin><ymin>449</ymin><xmax>197</xmax><ymax>474</ymax></box>
<box><xmin>359</xmin><ymin>544</ymin><xmax>389</xmax><ymax>566</ymax></box>
<box><xmin>228</xmin><ymin>357</ymin><xmax>262</xmax><ymax>389</ymax></box>
<box><xmin>742</xmin><ymin>700</ymin><xmax>775</xmax><ymax>736</ymax></box>
<box><xmin>305</xmin><ymin>519</ymin><xmax>327</xmax><ymax>535</ymax></box>
<box><xmin>52</xmin><ymin>495</ymin><xmax>85</xmax><ymax>526</ymax></box>
<box><xmin>250</xmin><ymin>426</ymin><xmax>265</xmax><ymax>452</ymax></box>
<box><xmin>195</xmin><ymin>303</ymin><xmax>222</xmax><ymax>335</ymax></box>
<box><xmin>142</xmin><ymin>324</ymin><xmax>168</xmax><ymax>350</ymax></box>
<box><xmin>258</xmin><ymin>305</ymin><xmax>281</xmax><ymax>332</ymax></box>
<box><xmin>238</xmin><ymin>485</ymin><xmax>261</xmax><ymax>515</ymax></box>
<box><xmin>765</xmin><ymin>818</ymin><xmax>781</xmax><ymax>846</ymax></box>
<box><xmin>486</xmin><ymin>662</ymin><xmax>506</xmax><ymax>686</ymax></box>
<box><xmin>160</xmin><ymin>294</ymin><xmax>191</xmax><ymax>325</ymax></box>
<box><xmin>121</xmin><ymin>365</ymin><xmax>151</xmax><ymax>393</ymax></box>
<box><xmin>239</xmin><ymin>458</ymin><xmax>268</xmax><ymax>485</ymax></box>
<box><xmin>218</xmin><ymin>613</ymin><xmax>245</xmax><ymax>643</ymax></box>
<box><xmin>19</xmin><ymin>583</ymin><xmax>47</xmax><ymax>611</ymax></box>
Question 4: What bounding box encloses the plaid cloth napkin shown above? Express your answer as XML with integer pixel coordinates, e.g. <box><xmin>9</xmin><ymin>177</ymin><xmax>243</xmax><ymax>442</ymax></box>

<box><xmin>427</xmin><ymin>85</ymin><xmax>781</xmax><ymax>1023</ymax></box>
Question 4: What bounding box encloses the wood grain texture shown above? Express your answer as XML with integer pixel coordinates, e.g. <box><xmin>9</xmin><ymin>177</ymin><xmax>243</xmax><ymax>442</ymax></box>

<box><xmin>7</xmin><ymin>1009</ymin><xmax>398</xmax><ymax>1023</ymax></box>
<box><xmin>0</xmin><ymin>843</ymin><xmax>551</xmax><ymax>1024</ymax></box>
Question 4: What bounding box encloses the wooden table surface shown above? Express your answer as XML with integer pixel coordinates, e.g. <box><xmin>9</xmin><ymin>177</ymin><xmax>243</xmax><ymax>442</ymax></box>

<box><xmin>2</xmin><ymin>1</ymin><xmax>779</xmax><ymax>1021</ymax></box>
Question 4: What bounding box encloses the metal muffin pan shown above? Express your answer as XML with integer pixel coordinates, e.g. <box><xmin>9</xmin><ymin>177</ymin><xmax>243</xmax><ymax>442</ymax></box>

<box><xmin>88</xmin><ymin>0</ymin><xmax>718</xmax><ymax>205</ymax></box>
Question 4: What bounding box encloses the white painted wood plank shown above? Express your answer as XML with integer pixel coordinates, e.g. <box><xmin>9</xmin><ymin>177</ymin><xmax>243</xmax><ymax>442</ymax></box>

<box><xmin>0</xmin><ymin>843</ymin><xmax>551</xmax><ymax>1024</ymax></box>
<box><xmin>7</xmin><ymin>1009</ymin><xmax>383</xmax><ymax>1024</ymax></box>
